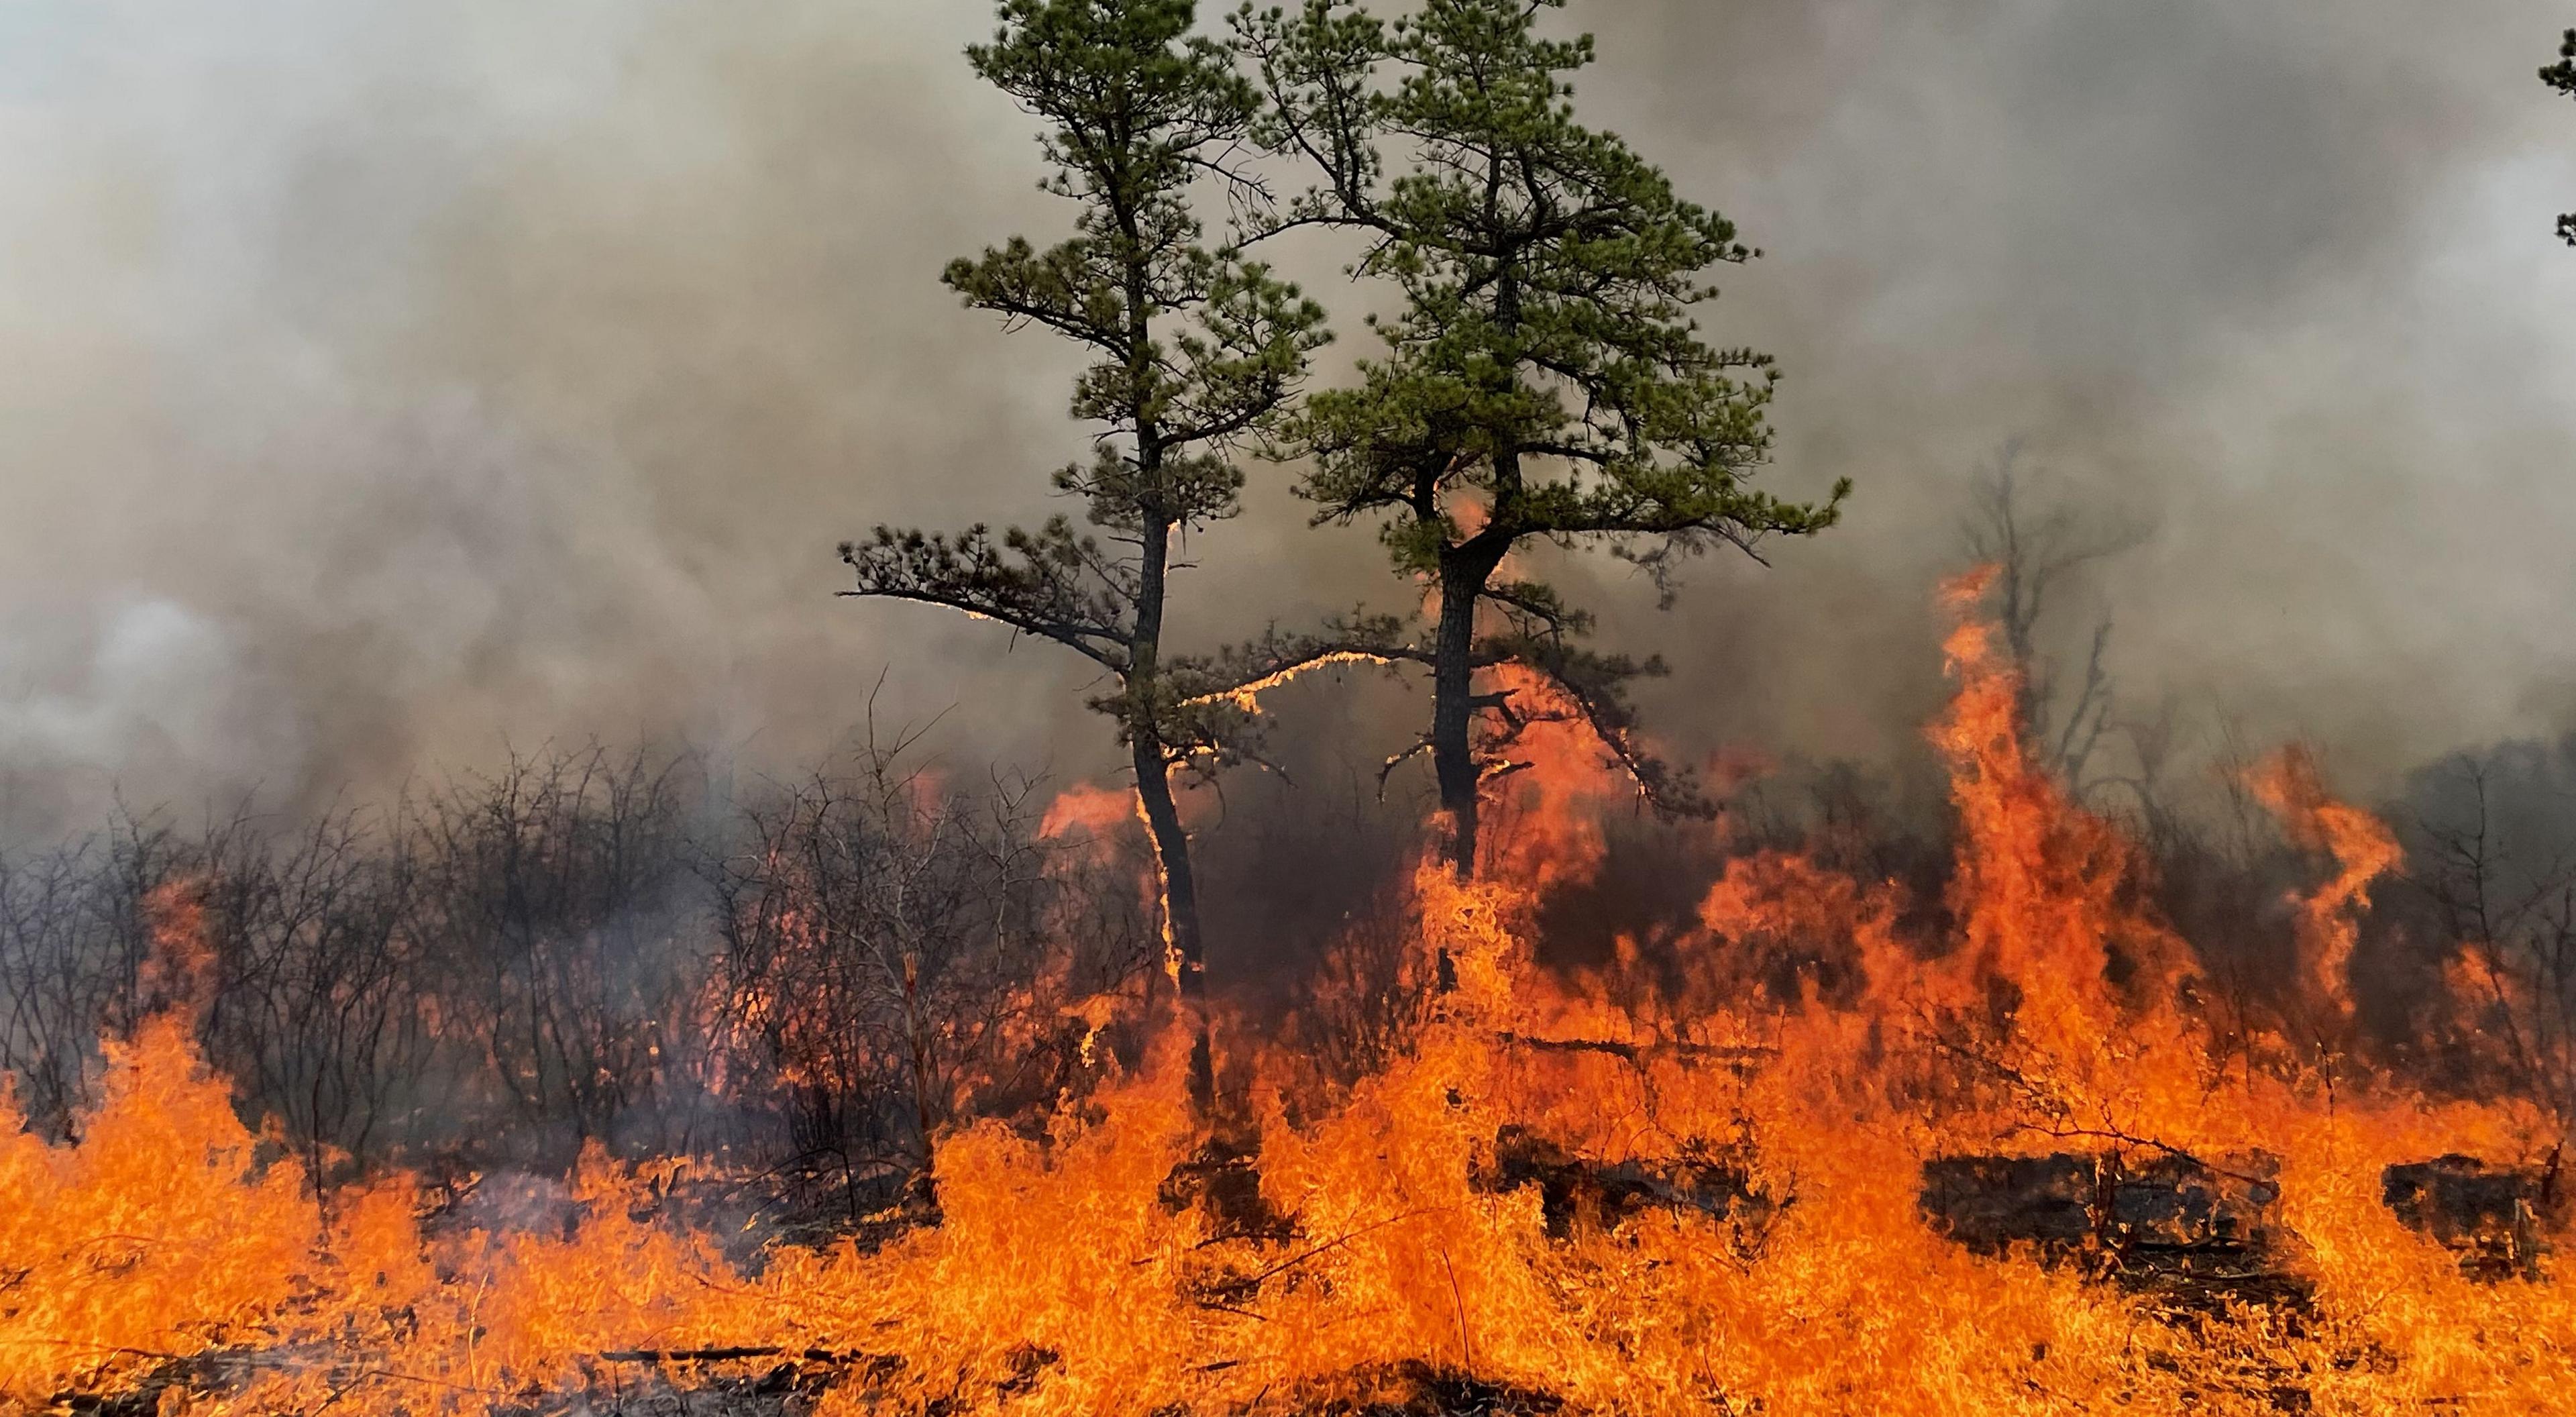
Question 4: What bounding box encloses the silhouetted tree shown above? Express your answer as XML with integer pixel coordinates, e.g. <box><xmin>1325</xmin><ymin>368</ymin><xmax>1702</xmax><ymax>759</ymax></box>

<box><xmin>840</xmin><ymin>0</ymin><xmax>1328</xmax><ymax>1109</ymax></box>
<box><xmin>2405</xmin><ymin>744</ymin><xmax>2576</xmax><ymax>1124</ymax></box>
<box><xmin>1232</xmin><ymin>0</ymin><xmax>1846</xmax><ymax>876</ymax></box>
<box><xmin>1957</xmin><ymin>441</ymin><xmax>2146</xmax><ymax>794</ymax></box>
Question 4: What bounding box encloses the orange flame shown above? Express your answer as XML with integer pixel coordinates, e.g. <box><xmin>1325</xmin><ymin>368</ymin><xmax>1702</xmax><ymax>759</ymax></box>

<box><xmin>2252</xmin><ymin>745</ymin><xmax>2405</xmax><ymax>1020</ymax></box>
<box><xmin>6</xmin><ymin>578</ymin><xmax>2573</xmax><ymax>1416</ymax></box>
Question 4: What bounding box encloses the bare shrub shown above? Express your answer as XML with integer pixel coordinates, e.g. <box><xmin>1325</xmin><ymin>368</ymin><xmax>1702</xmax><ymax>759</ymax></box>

<box><xmin>397</xmin><ymin>746</ymin><xmax>708</xmax><ymax>1166</ymax></box>
<box><xmin>707</xmin><ymin>729</ymin><xmax>1157</xmax><ymax>1217</ymax></box>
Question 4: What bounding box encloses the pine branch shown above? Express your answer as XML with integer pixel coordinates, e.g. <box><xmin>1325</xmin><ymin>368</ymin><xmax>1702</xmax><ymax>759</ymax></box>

<box><xmin>841</xmin><ymin>521</ymin><xmax>1134</xmax><ymax>674</ymax></box>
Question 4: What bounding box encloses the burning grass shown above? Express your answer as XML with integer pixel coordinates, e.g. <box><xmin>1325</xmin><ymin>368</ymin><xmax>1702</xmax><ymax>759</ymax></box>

<box><xmin>5</xmin><ymin>577</ymin><xmax>2575</xmax><ymax>1415</ymax></box>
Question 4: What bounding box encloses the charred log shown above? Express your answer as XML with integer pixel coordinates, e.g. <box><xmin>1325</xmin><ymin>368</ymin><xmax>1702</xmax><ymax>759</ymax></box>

<box><xmin>1919</xmin><ymin>1153</ymin><xmax>2096</xmax><ymax>1253</ymax></box>
<box><xmin>1479</xmin><ymin>1126</ymin><xmax>1774</xmax><ymax>1239</ymax></box>
<box><xmin>2382</xmin><ymin>1153</ymin><xmax>2566</xmax><ymax>1281</ymax></box>
<box><xmin>1921</xmin><ymin>1150</ymin><xmax>2308</xmax><ymax>1312</ymax></box>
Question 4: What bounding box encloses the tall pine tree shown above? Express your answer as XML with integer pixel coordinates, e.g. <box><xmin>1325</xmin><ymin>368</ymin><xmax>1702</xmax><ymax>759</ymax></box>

<box><xmin>842</xmin><ymin>0</ymin><xmax>1328</xmax><ymax>1108</ymax></box>
<box><xmin>1232</xmin><ymin>0</ymin><xmax>1845</xmax><ymax>876</ymax></box>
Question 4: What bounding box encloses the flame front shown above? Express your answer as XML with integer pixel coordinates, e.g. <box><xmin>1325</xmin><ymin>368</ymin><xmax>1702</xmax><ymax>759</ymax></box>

<box><xmin>6</xmin><ymin>579</ymin><xmax>2573</xmax><ymax>1416</ymax></box>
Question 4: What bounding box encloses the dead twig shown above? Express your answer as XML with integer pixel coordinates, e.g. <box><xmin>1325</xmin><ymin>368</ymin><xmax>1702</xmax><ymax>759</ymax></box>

<box><xmin>1437</xmin><ymin>1245</ymin><xmax>1473</xmax><ymax>1374</ymax></box>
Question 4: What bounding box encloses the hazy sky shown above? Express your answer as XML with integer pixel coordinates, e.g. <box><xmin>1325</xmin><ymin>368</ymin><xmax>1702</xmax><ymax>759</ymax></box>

<box><xmin>2</xmin><ymin>1</ymin><xmax>2573</xmax><ymax>837</ymax></box>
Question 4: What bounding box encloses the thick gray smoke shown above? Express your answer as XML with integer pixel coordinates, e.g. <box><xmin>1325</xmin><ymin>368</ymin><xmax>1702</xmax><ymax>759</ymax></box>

<box><xmin>2</xmin><ymin>0</ymin><xmax>2573</xmax><ymax>839</ymax></box>
<box><xmin>1584</xmin><ymin>1</ymin><xmax>2576</xmax><ymax>786</ymax></box>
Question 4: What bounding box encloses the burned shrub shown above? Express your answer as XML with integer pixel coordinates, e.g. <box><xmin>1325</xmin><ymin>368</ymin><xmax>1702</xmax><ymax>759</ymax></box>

<box><xmin>400</xmin><ymin>747</ymin><xmax>709</xmax><ymax>1166</ymax></box>
<box><xmin>706</xmin><ymin>742</ymin><xmax>1158</xmax><ymax>1220</ymax></box>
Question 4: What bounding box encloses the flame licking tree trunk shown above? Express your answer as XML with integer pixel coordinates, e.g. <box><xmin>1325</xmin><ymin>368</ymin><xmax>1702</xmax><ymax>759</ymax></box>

<box><xmin>839</xmin><ymin>0</ymin><xmax>1328</xmax><ymax>1111</ymax></box>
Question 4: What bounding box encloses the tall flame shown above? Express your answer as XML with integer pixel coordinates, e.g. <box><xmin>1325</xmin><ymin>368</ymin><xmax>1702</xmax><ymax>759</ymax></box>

<box><xmin>4</xmin><ymin>578</ymin><xmax>2571</xmax><ymax>1416</ymax></box>
<box><xmin>2252</xmin><ymin>745</ymin><xmax>2406</xmax><ymax>1022</ymax></box>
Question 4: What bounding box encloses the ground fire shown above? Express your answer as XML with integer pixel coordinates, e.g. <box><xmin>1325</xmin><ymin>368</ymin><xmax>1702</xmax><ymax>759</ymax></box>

<box><xmin>2</xmin><ymin>574</ymin><xmax>2570</xmax><ymax>1417</ymax></box>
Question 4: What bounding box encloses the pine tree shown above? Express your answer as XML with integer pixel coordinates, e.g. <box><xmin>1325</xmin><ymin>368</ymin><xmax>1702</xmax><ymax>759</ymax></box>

<box><xmin>1231</xmin><ymin>0</ymin><xmax>1846</xmax><ymax>876</ymax></box>
<box><xmin>841</xmin><ymin>0</ymin><xmax>1328</xmax><ymax>1109</ymax></box>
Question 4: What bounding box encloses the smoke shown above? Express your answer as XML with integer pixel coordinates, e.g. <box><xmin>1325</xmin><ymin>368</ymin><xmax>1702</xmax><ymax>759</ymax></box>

<box><xmin>2</xmin><ymin>0</ymin><xmax>2573</xmax><ymax>839</ymax></box>
<box><xmin>1580</xmin><ymin>1</ymin><xmax>2576</xmax><ymax>784</ymax></box>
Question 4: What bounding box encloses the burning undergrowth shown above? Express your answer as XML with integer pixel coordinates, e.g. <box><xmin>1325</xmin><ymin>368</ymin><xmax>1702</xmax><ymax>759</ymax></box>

<box><xmin>5</xmin><ymin>576</ymin><xmax>2575</xmax><ymax>1416</ymax></box>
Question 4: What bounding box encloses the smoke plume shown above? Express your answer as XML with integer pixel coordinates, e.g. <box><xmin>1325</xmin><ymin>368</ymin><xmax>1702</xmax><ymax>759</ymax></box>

<box><xmin>3</xmin><ymin>0</ymin><xmax>2573</xmax><ymax>839</ymax></box>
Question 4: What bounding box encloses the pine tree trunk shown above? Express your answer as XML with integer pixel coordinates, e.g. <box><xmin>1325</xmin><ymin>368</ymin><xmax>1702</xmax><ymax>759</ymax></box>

<box><xmin>1430</xmin><ymin>543</ymin><xmax>1503</xmax><ymax>879</ymax></box>
<box><xmin>1132</xmin><ymin>734</ymin><xmax>1214</xmax><ymax>1113</ymax></box>
<box><xmin>1128</xmin><ymin>509</ymin><xmax>1215</xmax><ymax>1115</ymax></box>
